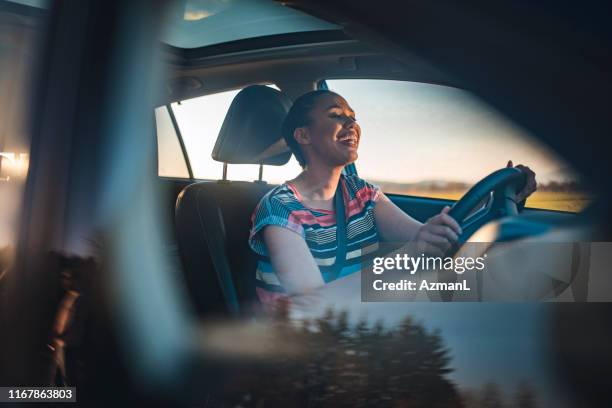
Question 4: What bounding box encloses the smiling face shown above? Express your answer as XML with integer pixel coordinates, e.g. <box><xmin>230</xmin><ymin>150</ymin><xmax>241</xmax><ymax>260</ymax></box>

<box><xmin>295</xmin><ymin>92</ymin><xmax>361</xmax><ymax>168</ymax></box>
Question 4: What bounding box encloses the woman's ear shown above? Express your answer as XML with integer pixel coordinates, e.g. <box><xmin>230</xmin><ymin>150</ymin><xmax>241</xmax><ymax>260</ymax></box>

<box><xmin>293</xmin><ymin>127</ymin><xmax>311</xmax><ymax>145</ymax></box>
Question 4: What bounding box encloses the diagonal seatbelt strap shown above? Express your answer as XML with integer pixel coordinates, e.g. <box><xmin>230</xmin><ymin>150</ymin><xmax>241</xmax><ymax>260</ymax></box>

<box><xmin>196</xmin><ymin>188</ymin><xmax>241</xmax><ymax>317</ymax></box>
<box><xmin>331</xmin><ymin>178</ymin><xmax>347</xmax><ymax>281</ymax></box>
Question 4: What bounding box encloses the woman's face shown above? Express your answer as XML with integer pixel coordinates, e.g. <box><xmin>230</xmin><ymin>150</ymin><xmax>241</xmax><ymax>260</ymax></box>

<box><xmin>301</xmin><ymin>93</ymin><xmax>361</xmax><ymax>167</ymax></box>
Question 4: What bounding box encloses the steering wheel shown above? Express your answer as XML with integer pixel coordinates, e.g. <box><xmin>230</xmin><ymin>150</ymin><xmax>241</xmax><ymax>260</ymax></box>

<box><xmin>448</xmin><ymin>167</ymin><xmax>527</xmax><ymax>245</ymax></box>
<box><xmin>431</xmin><ymin>168</ymin><xmax>526</xmax><ymax>302</ymax></box>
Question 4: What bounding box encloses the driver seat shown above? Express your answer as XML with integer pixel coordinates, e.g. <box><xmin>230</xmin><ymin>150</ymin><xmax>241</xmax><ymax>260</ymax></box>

<box><xmin>175</xmin><ymin>85</ymin><xmax>293</xmax><ymax>317</ymax></box>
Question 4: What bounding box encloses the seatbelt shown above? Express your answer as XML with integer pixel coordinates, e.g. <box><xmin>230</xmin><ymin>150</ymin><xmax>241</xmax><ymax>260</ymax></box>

<box><xmin>197</xmin><ymin>188</ymin><xmax>241</xmax><ymax>317</ymax></box>
<box><xmin>330</xmin><ymin>178</ymin><xmax>347</xmax><ymax>281</ymax></box>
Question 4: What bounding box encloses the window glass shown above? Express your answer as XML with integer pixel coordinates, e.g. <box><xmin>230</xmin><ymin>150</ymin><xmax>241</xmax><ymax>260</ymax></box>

<box><xmin>163</xmin><ymin>0</ymin><xmax>339</xmax><ymax>49</ymax></box>
<box><xmin>155</xmin><ymin>106</ymin><xmax>189</xmax><ymax>178</ymax></box>
<box><xmin>326</xmin><ymin>79</ymin><xmax>591</xmax><ymax>212</ymax></box>
<box><xmin>169</xmin><ymin>87</ymin><xmax>302</xmax><ymax>183</ymax></box>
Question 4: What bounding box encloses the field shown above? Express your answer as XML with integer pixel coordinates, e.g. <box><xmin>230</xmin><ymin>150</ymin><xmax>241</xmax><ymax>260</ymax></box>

<box><xmin>520</xmin><ymin>191</ymin><xmax>592</xmax><ymax>212</ymax></box>
<box><xmin>386</xmin><ymin>188</ymin><xmax>592</xmax><ymax>213</ymax></box>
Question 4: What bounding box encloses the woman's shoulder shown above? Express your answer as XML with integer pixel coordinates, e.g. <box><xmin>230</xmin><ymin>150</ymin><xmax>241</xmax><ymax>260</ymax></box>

<box><xmin>250</xmin><ymin>183</ymin><xmax>306</xmax><ymax>247</ymax></box>
<box><xmin>253</xmin><ymin>182</ymin><xmax>300</xmax><ymax>215</ymax></box>
<box><xmin>260</xmin><ymin>183</ymin><xmax>297</xmax><ymax>204</ymax></box>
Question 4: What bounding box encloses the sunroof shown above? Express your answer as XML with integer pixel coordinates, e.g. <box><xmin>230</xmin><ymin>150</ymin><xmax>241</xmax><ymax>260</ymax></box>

<box><xmin>163</xmin><ymin>0</ymin><xmax>340</xmax><ymax>49</ymax></box>
<box><xmin>3</xmin><ymin>0</ymin><xmax>48</xmax><ymax>8</ymax></box>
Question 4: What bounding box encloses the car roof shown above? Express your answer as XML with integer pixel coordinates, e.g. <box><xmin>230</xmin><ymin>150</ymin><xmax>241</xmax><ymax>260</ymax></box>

<box><xmin>160</xmin><ymin>30</ymin><xmax>456</xmax><ymax>105</ymax></box>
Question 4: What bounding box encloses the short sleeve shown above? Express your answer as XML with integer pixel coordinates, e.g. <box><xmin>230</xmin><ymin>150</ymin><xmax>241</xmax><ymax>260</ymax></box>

<box><xmin>248</xmin><ymin>192</ymin><xmax>305</xmax><ymax>257</ymax></box>
<box><xmin>364</xmin><ymin>179</ymin><xmax>382</xmax><ymax>204</ymax></box>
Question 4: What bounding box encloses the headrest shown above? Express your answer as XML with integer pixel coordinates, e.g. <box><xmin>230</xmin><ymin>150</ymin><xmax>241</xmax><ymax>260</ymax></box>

<box><xmin>212</xmin><ymin>85</ymin><xmax>293</xmax><ymax>165</ymax></box>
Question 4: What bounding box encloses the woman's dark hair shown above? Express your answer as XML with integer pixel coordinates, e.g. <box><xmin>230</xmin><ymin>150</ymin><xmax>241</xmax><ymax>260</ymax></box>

<box><xmin>282</xmin><ymin>90</ymin><xmax>336</xmax><ymax>168</ymax></box>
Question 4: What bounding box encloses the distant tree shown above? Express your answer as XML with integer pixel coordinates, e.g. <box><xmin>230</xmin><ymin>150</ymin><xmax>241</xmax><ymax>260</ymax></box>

<box><xmin>514</xmin><ymin>381</ymin><xmax>538</xmax><ymax>408</ymax></box>
<box><xmin>460</xmin><ymin>388</ymin><xmax>480</xmax><ymax>408</ymax></box>
<box><xmin>215</xmin><ymin>308</ymin><xmax>463</xmax><ymax>407</ymax></box>
<box><xmin>480</xmin><ymin>382</ymin><xmax>505</xmax><ymax>408</ymax></box>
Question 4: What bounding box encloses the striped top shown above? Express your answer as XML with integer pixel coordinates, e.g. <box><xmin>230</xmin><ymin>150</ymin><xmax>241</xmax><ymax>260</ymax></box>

<box><xmin>248</xmin><ymin>174</ymin><xmax>381</xmax><ymax>309</ymax></box>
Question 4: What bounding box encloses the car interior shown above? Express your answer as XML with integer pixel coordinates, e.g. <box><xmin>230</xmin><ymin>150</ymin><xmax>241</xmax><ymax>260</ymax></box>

<box><xmin>1</xmin><ymin>1</ymin><xmax>611</xmax><ymax>406</ymax></box>
<box><xmin>158</xmin><ymin>25</ymin><xmax>583</xmax><ymax>319</ymax></box>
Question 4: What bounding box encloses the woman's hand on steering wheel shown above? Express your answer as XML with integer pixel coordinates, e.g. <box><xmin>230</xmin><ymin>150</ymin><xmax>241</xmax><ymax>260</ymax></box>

<box><xmin>507</xmin><ymin>160</ymin><xmax>538</xmax><ymax>202</ymax></box>
<box><xmin>411</xmin><ymin>162</ymin><xmax>535</xmax><ymax>257</ymax></box>
<box><xmin>414</xmin><ymin>206</ymin><xmax>463</xmax><ymax>256</ymax></box>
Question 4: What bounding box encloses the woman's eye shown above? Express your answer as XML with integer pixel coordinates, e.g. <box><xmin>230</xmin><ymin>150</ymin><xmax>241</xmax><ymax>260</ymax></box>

<box><xmin>329</xmin><ymin>112</ymin><xmax>356</xmax><ymax>122</ymax></box>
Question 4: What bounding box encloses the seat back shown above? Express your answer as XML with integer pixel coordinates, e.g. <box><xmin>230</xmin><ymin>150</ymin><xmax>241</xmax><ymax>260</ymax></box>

<box><xmin>175</xmin><ymin>85</ymin><xmax>292</xmax><ymax>317</ymax></box>
<box><xmin>175</xmin><ymin>181</ymin><xmax>273</xmax><ymax>316</ymax></box>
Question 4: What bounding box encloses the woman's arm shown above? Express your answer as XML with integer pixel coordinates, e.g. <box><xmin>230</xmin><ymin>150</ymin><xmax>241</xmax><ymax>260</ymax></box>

<box><xmin>262</xmin><ymin>225</ymin><xmax>324</xmax><ymax>294</ymax></box>
<box><xmin>374</xmin><ymin>193</ymin><xmax>462</xmax><ymax>256</ymax></box>
<box><xmin>373</xmin><ymin>194</ymin><xmax>422</xmax><ymax>242</ymax></box>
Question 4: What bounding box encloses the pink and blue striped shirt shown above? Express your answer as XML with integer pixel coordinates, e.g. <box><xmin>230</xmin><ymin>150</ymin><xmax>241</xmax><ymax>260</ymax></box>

<box><xmin>249</xmin><ymin>174</ymin><xmax>381</xmax><ymax>310</ymax></box>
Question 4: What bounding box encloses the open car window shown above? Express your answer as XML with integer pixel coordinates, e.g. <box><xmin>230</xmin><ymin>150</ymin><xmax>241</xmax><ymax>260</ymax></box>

<box><xmin>326</xmin><ymin>79</ymin><xmax>592</xmax><ymax>212</ymax></box>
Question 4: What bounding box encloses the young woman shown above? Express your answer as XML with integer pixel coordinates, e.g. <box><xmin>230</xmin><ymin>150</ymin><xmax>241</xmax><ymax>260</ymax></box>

<box><xmin>248</xmin><ymin>90</ymin><xmax>537</xmax><ymax>310</ymax></box>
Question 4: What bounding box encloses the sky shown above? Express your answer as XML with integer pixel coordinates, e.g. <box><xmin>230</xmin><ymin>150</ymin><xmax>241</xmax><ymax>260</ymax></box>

<box><xmin>168</xmin><ymin>79</ymin><xmax>578</xmax><ymax>185</ymax></box>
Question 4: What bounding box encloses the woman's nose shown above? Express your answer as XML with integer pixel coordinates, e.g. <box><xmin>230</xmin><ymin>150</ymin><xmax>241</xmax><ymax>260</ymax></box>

<box><xmin>344</xmin><ymin>116</ymin><xmax>357</xmax><ymax>127</ymax></box>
